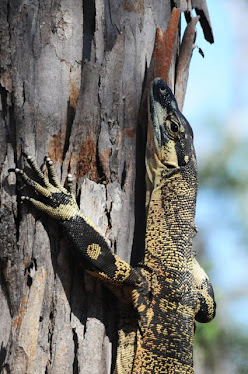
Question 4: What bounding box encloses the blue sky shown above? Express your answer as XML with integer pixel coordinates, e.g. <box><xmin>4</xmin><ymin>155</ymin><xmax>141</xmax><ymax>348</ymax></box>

<box><xmin>182</xmin><ymin>0</ymin><xmax>248</xmax><ymax>331</ymax></box>
<box><xmin>184</xmin><ymin>2</ymin><xmax>233</xmax><ymax>125</ymax></box>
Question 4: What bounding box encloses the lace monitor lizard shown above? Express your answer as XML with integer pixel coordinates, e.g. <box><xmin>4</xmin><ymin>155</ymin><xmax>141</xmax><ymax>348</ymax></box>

<box><xmin>15</xmin><ymin>78</ymin><xmax>216</xmax><ymax>373</ymax></box>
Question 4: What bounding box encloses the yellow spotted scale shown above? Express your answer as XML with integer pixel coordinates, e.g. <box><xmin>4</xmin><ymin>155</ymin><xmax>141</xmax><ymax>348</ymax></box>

<box><xmin>15</xmin><ymin>78</ymin><xmax>216</xmax><ymax>373</ymax></box>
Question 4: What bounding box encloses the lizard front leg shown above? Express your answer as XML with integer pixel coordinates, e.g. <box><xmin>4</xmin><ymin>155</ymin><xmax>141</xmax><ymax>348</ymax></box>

<box><xmin>15</xmin><ymin>155</ymin><xmax>141</xmax><ymax>288</ymax></box>
<box><xmin>192</xmin><ymin>257</ymin><xmax>216</xmax><ymax>323</ymax></box>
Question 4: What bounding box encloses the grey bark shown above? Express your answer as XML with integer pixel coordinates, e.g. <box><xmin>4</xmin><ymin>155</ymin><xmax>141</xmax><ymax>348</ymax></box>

<box><xmin>0</xmin><ymin>1</ymin><xmax>211</xmax><ymax>373</ymax></box>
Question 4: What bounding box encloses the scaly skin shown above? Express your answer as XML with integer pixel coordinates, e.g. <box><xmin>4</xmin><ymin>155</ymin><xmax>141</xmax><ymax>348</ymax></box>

<box><xmin>15</xmin><ymin>78</ymin><xmax>216</xmax><ymax>373</ymax></box>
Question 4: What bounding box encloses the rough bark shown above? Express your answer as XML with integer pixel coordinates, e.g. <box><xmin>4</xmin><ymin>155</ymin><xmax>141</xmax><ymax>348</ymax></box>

<box><xmin>0</xmin><ymin>1</ymin><xmax>211</xmax><ymax>373</ymax></box>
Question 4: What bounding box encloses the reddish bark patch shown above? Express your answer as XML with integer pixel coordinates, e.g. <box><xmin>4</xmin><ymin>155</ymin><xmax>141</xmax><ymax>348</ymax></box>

<box><xmin>99</xmin><ymin>148</ymin><xmax>112</xmax><ymax>180</ymax></box>
<box><xmin>125</xmin><ymin>128</ymin><xmax>136</xmax><ymax>139</ymax></box>
<box><xmin>153</xmin><ymin>8</ymin><xmax>180</xmax><ymax>82</ymax></box>
<box><xmin>123</xmin><ymin>0</ymin><xmax>144</xmax><ymax>13</ymax></box>
<box><xmin>75</xmin><ymin>136</ymin><xmax>98</xmax><ymax>181</ymax></box>
<box><xmin>48</xmin><ymin>130</ymin><xmax>64</xmax><ymax>164</ymax></box>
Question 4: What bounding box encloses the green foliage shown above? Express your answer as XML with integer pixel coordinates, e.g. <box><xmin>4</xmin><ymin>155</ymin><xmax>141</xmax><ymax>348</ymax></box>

<box><xmin>198</xmin><ymin>124</ymin><xmax>248</xmax><ymax>241</ymax></box>
<box><xmin>195</xmin><ymin>319</ymin><xmax>223</xmax><ymax>346</ymax></box>
<box><xmin>195</xmin><ymin>318</ymin><xmax>248</xmax><ymax>373</ymax></box>
<box><xmin>194</xmin><ymin>120</ymin><xmax>248</xmax><ymax>373</ymax></box>
<box><xmin>230</xmin><ymin>333</ymin><xmax>248</xmax><ymax>374</ymax></box>
<box><xmin>199</xmin><ymin>133</ymin><xmax>248</xmax><ymax>193</ymax></box>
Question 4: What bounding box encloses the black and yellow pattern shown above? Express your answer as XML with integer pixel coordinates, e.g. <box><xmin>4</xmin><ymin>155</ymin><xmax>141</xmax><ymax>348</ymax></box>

<box><xmin>16</xmin><ymin>78</ymin><xmax>216</xmax><ymax>373</ymax></box>
<box><xmin>15</xmin><ymin>156</ymin><xmax>141</xmax><ymax>288</ymax></box>
<box><xmin>130</xmin><ymin>79</ymin><xmax>215</xmax><ymax>373</ymax></box>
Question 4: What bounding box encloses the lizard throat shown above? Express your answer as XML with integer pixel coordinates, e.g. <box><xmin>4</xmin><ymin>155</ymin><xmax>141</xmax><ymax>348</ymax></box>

<box><xmin>144</xmin><ymin>167</ymin><xmax>198</xmax><ymax>272</ymax></box>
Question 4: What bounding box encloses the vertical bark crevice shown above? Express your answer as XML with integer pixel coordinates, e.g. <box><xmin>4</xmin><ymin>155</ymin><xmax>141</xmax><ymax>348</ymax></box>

<box><xmin>121</xmin><ymin>161</ymin><xmax>126</xmax><ymax>189</ymax></box>
<box><xmin>72</xmin><ymin>328</ymin><xmax>79</xmax><ymax>374</ymax></box>
<box><xmin>83</xmin><ymin>0</ymin><xmax>96</xmax><ymax>61</ymax></box>
<box><xmin>46</xmin><ymin>306</ymin><xmax>55</xmax><ymax>372</ymax></box>
<box><xmin>0</xmin><ymin>87</ymin><xmax>8</xmax><ymax>176</ymax></box>
<box><xmin>105</xmin><ymin>203</ymin><xmax>113</xmax><ymax>232</ymax></box>
<box><xmin>0</xmin><ymin>343</ymin><xmax>7</xmax><ymax>372</ymax></box>
<box><xmin>104</xmin><ymin>0</ymin><xmax>119</xmax><ymax>52</ymax></box>
<box><xmin>1</xmin><ymin>89</ymin><xmax>15</xmax><ymax>155</ymax></box>
<box><xmin>96</xmin><ymin>139</ymin><xmax>107</xmax><ymax>182</ymax></box>
<box><xmin>131</xmin><ymin>118</ymin><xmax>146</xmax><ymax>266</ymax></box>
<box><xmin>62</xmin><ymin>101</ymin><xmax>76</xmax><ymax>161</ymax></box>
<box><xmin>0</xmin><ymin>84</ymin><xmax>8</xmax><ymax>119</ymax></box>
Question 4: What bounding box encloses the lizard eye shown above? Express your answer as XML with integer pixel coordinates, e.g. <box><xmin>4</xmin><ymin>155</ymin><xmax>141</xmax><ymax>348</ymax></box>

<box><xmin>164</xmin><ymin>114</ymin><xmax>181</xmax><ymax>139</ymax></box>
<box><xmin>170</xmin><ymin>122</ymin><xmax>179</xmax><ymax>133</ymax></box>
<box><xmin>165</xmin><ymin>119</ymin><xmax>179</xmax><ymax>137</ymax></box>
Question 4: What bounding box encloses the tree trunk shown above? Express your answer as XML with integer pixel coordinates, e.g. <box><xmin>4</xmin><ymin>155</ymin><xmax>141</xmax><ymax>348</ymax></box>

<box><xmin>0</xmin><ymin>1</ymin><xmax>212</xmax><ymax>373</ymax></box>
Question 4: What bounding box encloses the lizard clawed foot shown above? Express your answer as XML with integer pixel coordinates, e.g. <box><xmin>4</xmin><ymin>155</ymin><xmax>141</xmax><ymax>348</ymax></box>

<box><xmin>14</xmin><ymin>155</ymin><xmax>79</xmax><ymax>220</ymax></box>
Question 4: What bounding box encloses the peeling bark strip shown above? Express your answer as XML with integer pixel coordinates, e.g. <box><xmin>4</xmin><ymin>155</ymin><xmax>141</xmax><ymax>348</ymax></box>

<box><xmin>153</xmin><ymin>8</ymin><xmax>181</xmax><ymax>82</ymax></box>
<box><xmin>0</xmin><ymin>0</ymin><xmax>213</xmax><ymax>373</ymax></box>
<box><xmin>191</xmin><ymin>0</ymin><xmax>214</xmax><ymax>43</ymax></box>
<box><xmin>174</xmin><ymin>0</ymin><xmax>214</xmax><ymax>44</ymax></box>
<box><xmin>175</xmin><ymin>16</ymin><xmax>200</xmax><ymax>111</ymax></box>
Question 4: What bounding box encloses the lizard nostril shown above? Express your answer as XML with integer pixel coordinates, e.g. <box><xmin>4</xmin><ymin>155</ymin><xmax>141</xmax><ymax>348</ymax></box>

<box><xmin>156</xmin><ymin>78</ymin><xmax>167</xmax><ymax>90</ymax></box>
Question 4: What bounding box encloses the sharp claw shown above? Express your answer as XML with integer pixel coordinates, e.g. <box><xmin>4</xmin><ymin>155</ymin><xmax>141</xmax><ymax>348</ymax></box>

<box><xmin>23</xmin><ymin>152</ymin><xmax>35</xmax><ymax>162</ymax></box>
<box><xmin>46</xmin><ymin>157</ymin><xmax>53</xmax><ymax>165</ymax></box>
<box><xmin>15</xmin><ymin>168</ymin><xmax>24</xmax><ymax>174</ymax></box>
<box><xmin>21</xmin><ymin>196</ymin><xmax>30</xmax><ymax>201</ymax></box>
<box><xmin>27</xmin><ymin>155</ymin><xmax>34</xmax><ymax>162</ymax></box>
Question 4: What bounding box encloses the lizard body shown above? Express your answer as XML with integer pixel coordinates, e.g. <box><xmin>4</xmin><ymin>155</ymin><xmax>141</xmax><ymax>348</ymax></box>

<box><xmin>15</xmin><ymin>78</ymin><xmax>216</xmax><ymax>373</ymax></box>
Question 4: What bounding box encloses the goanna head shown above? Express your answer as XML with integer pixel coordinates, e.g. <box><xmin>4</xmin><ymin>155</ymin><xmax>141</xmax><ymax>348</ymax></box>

<box><xmin>146</xmin><ymin>78</ymin><xmax>197</xmax><ymax>184</ymax></box>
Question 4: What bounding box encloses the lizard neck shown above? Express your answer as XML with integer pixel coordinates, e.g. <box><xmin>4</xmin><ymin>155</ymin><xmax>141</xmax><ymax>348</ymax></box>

<box><xmin>144</xmin><ymin>164</ymin><xmax>198</xmax><ymax>272</ymax></box>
